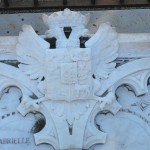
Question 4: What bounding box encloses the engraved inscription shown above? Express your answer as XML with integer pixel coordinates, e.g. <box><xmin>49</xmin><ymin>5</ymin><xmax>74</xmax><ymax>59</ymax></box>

<box><xmin>0</xmin><ymin>137</ymin><xmax>30</xmax><ymax>145</ymax></box>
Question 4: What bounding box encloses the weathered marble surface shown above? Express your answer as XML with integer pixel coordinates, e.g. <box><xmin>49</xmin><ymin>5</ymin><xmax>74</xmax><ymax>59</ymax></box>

<box><xmin>1</xmin><ymin>9</ymin><xmax>150</xmax><ymax>36</ymax></box>
<box><xmin>0</xmin><ymin>9</ymin><xmax>150</xmax><ymax>150</ymax></box>
<box><xmin>0</xmin><ymin>87</ymin><xmax>53</xmax><ymax>150</ymax></box>
<box><xmin>94</xmin><ymin>86</ymin><xmax>150</xmax><ymax>150</ymax></box>
<box><xmin>1</xmin><ymin>86</ymin><xmax>150</xmax><ymax>150</ymax></box>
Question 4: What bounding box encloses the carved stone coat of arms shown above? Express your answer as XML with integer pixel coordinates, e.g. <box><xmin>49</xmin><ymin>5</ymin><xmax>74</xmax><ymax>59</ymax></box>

<box><xmin>14</xmin><ymin>9</ymin><xmax>122</xmax><ymax>150</ymax></box>
<box><xmin>1</xmin><ymin>8</ymin><xmax>150</xmax><ymax>150</ymax></box>
<box><xmin>10</xmin><ymin>8</ymin><xmax>150</xmax><ymax>150</ymax></box>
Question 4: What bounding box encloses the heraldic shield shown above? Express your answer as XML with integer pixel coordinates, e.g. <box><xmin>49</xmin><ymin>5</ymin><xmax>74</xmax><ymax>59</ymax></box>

<box><xmin>46</xmin><ymin>48</ymin><xmax>92</xmax><ymax>102</ymax></box>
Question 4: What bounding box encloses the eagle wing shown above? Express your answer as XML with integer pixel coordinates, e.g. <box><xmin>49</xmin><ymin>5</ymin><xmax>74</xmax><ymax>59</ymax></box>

<box><xmin>16</xmin><ymin>25</ymin><xmax>50</xmax><ymax>81</ymax></box>
<box><xmin>85</xmin><ymin>23</ymin><xmax>119</xmax><ymax>79</ymax></box>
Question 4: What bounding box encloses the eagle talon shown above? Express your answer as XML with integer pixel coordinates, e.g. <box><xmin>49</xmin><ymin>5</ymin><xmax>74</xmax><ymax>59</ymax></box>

<box><xmin>93</xmin><ymin>92</ymin><xmax>116</xmax><ymax>110</ymax></box>
<box><xmin>24</xmin><ymin>97</ymin><xmax>46</xmax><ymax>110</ymax></box>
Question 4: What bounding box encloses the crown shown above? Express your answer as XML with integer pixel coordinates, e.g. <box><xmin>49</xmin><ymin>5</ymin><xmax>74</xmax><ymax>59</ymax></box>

<box><xmin>43</xmin><ymin>8</ymin><xmax>90</xmax><ymax>29</ymax></box>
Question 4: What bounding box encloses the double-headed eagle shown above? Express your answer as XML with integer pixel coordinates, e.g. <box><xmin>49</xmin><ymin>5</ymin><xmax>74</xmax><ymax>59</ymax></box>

<box><xmin>16</xmin><ymin>9</ymin><xmax>118</xmax><ymax>115</ymax></box>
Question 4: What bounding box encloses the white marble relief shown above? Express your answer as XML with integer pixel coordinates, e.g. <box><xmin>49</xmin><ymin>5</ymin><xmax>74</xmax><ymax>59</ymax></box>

<box><xmin>0</xmin><ymin>87</ymin><xmax>53</xmax><ymax>150</ymax></box>
<box><xmin>94</xmin><ymin>86</ymin><xmax>150</xmax><ymax>150</ymax></box>
<box><xmin>0</xmin><ymin>8</ymin><xmax>150</xmax><ymax>150</ymax></box>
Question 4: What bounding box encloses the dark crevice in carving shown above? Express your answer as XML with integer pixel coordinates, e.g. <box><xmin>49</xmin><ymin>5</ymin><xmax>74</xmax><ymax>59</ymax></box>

<box><xmin>67</xmin><ymin>121</ymin><xmax>73</xmax><ymax>135</ymax></box>
<box><xmin>0</xmin><ymin>60</ymin><xmax>20</xmax><ymax>68</ymax></box>
<box><xmin>64</xmin><ymin>27</ymin><xmax>72</xmax><ymax>39</ymax></box>
<box><xmin>31</xmin><ymin>117</ymin><xmax>46</xmax><ymax>134</ymax></box>
<box><xmin>116</xmin><ymin>85</ymin><xmax>136</xmax><ymax>105</ymax></box>
<box><xmin>2</xmin><ymin>116</ymin><xmax>5</xmax><ymax>119</ymax></box>
<box><xmin>30</xmin><ymin>94</ymin><xmax>38</xmax><ymax>100</ymax></box>
<box><xmin>95</xmin><ymin>111</ymin><xmax>112</xmax><ymax>133</ymax></box>
<box><xmin>99</xmin><ymin>110</ymin><xmax>113</xmax><ymax>116</ymax></box>
<box><xmin>12</xmin><ymin>112</ymin><xmax>15</xmax><ymax>115</ymax></box>
<box><xmin>45</xmin><ymin>37</ymin><xmax>56</xmax><ymax>49</ymax></box>
<box><xmin>79</xmin><ymin>36</ymin><xmax>90</xmax><ymax>48</ymax></box>
<box><xmin>41</xmin><ymin>77</ymin><xmax>45</xmax><ymax>81</ymax></box>
<box><xmin>92</xmin><ymin>74</ymin><xmax>96</xmax><ymax>79</ymax></box>
<box><xmin>0</xmin><ymin>112</ymin><xmax>18</xmax><ymax>120</ymax></box>
<box><xmin>125</xmin><ymin>84</ymin><xmax>146</xmax><ymax>97</ymax></box>
<box><xmin>101</xmin><ymin>90</ymin><xmax>109</xmax><ymax>97</ymax></box>
<box><xmin>7</xmin><ymin>113</ymin><xmax>10</xmax><ymax>117</ymax></box>
<box><xmin>115</xmin><ymin>58</ymin><xmax>141</xmax><ymax>68</ymax></box>
<box><xmin>147</xmin><ymin>77</ymin><xmax>150</xmax><ymax>85</ymax></box>
<box><xmin>19</xmin><ymin>96</ymin><xmax>22</xmax><ymax>103</ymax></box>
<box><xmin>4</xmin><ymin>88</ymin><xmax>10</xmax><ymax>94</ymax></box>
<box><xmin>69</xmin><ymin>126</ymin><xmax>73</xmax><ymax>135</ymax></box>
<box><xmin>95</xmin><ymin>123</ymin><xmax>105</xmax><ymax>133</ymax></box>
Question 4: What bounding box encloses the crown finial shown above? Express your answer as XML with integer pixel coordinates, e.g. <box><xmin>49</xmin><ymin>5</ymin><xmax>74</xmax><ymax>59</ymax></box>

<box><xmin>43</xmin><ymin>9</ymin><xmax>90</xmax><ymax>29</ymax></box>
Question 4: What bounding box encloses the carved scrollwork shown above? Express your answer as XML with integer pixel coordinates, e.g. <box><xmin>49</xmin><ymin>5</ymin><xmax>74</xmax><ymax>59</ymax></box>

<box><xmin>98</xmin><ymin>58</ymin><xmax>150</xmax><ymax>96</ymax></box>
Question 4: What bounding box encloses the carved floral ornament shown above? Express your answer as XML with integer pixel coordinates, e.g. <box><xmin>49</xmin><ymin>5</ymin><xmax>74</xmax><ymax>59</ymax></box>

<box><xmin>0</xmin><ymin>8</ymin><xmax>150</xmax><ymax>150</ymax></box>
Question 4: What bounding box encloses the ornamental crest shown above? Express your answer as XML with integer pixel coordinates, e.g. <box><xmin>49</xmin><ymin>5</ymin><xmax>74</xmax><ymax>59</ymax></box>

<box><xmin>16</xmin><ymin>9</ymin><xmax>121</xmax><ymax>150</ymax></box>
<box><xmin>45</xmin><ymin>48</ymin><xmax>92</xmax><ymax>101</ymax></box>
